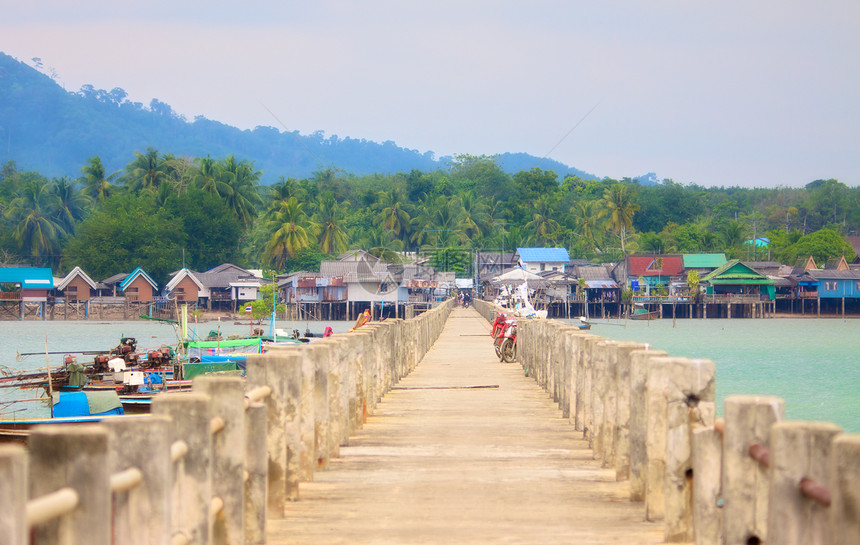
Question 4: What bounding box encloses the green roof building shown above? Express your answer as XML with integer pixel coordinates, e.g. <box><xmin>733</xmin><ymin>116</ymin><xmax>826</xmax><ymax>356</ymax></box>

<box><xmin>701</xmin><ymin>260</ymin><xmax>775</xmax><ymax>300</ymax></box>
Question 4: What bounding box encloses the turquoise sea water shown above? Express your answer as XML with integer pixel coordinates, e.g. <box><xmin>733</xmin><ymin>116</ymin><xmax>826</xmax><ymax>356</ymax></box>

<box><xmin>572</xmin><ymin>317</ymin><xmax>859</xmax><ymax>433</ymax></box>
<box><xmin>0</xmin><ymin>318</ymin><xmax>353</xmax><ymax>418</ymax></box>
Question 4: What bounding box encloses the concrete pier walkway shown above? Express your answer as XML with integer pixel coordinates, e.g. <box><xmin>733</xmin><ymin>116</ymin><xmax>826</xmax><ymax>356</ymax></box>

<box><xmin>269</xmin><ymin>307</ymin><xmax>664</xmax><ymax>544</ymax></box>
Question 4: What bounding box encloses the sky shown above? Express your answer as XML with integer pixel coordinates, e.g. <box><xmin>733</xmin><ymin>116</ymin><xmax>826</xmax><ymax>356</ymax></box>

<box><xmin>2</xmin><ymin>1</ymin><xmax>859</xmax><ymax>188</ymax></box>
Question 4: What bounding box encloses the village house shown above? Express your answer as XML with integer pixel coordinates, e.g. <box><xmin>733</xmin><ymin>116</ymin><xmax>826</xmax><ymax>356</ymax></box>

<box><xmin>515</xmin><ymin>247</ymin><xmax>570</xmax><ymax>274</ymax></box>
<box><xmin>54</xmin><ymin>266</ymin><xmax>98</xmax><ymax>302</ymax></box>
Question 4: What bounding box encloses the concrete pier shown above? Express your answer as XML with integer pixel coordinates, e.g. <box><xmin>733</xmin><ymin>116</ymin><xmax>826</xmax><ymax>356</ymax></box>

<box><xmin>268</xmin><ymin>308</ymin><xmax>664</xmax><ymax>544</ymax></box>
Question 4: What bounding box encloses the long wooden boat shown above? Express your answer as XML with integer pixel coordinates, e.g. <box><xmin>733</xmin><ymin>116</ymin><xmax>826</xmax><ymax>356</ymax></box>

<box><xmin>630</xmin><ymin>305</ymin><xmax>660</xmax><ymax>320</ymax></box>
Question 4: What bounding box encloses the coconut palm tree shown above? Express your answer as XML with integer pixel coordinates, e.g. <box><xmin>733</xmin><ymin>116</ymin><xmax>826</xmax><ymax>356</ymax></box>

<box><xmin>80</xmin><ymin>156</ymin><xmax>118</xmax><ymax>203</ymax></box>
<box><xmin>51</xmin><ymin>177</ymin><xmax>90</xmax><ymax>234</ymax></box>
<box><xmin>456</xmin><ymin>191</ymin><xmax>491</xmax><ymax>241</ymax></box>
<box><xmin>524</xmin><ymin>195</ymin><xmax>560</xmax><ymax>245</ymax></box>
<box><xmin>220</xmin><ymin>155</ymin><xmax>263</xmax><ymax>228</ymax></box>
<box><xmin>264</xmin><ymin>197</ymin><xmax>312</xmax><ymax>268</ymax></box>
<box><xmin>124</xmin><ymin>148</ymin><xmax>169</xmax><ymax>193</ymax></box>
<box><xmin>373</xmin><ymin>188</ymin><xmax>412</xmax><ymax>242</ymax></box>
<box><xmin>603</xmin><ymin>184</ymin><xmax>640</xmax><ymax>254</ymax></box>
<box><xmin>570</xmin><ymin>199</ymin><xmax>606</xmax><ymax>252</ymax></box>
<box><xmin>313</xmin><ymin>192</ymin><xmax>350</xmax><ymax>255</ymax></box>
<box><xmin>193</xmin><ymin>155</ymin><xmax>226</xmax><ymax>197</ymax></box>
<box><xmin>4</xmin><ymin>179</ymin><xmax>65</xmax><ymax>262</ymax></box>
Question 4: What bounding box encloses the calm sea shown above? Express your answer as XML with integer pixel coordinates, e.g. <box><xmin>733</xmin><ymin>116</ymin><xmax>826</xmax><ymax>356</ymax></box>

<box><xmin>3</xmin><ymin>317</ymin><xmax>857</xmax><ymax>433</ymax></box>
<box><xmin>0</xmin><ymin>318</ymin><xmax>354</xmax><ymax>419</ymax></box>
<box><xmin>572</xmin><ymin>317</ymin><xmax>859</xmax><ymax>433</ymax></box>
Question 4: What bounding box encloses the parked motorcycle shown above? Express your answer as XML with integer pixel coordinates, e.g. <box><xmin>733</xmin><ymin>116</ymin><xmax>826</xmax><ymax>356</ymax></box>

<box><xmin>498</xmin><ymin>319</ymin><xmax>517</xmax><ymax>363</ymax></box>
<box><xmin>491</xmin><ymin>313</ymin><xmax>508</xmax><ymax>358</ymax></box>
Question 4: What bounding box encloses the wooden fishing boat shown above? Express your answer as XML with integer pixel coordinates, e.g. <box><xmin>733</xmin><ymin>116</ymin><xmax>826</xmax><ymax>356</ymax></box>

<box><xmin>630</xmin><ymin>304</ymin><xmax>660</xmax><ymax>320</ymax></box>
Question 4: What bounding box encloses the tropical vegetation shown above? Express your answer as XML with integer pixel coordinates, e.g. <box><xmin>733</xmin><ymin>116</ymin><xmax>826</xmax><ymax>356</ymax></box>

<box><xmin>1</xmin><ymin>151</ymin><xmax>858</xmax><ymax>285</ymax></box>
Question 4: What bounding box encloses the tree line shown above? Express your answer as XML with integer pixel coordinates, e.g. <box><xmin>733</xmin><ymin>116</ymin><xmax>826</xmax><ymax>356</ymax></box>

<box><xmin>0</xmin><ymin>151</ymin><xmax>857</xmax><ymax>285</ymax></box>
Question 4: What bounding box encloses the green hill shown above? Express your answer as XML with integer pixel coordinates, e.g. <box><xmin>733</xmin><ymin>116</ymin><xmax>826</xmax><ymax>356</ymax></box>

<box><xmin>0</xmin><ymin>52</ymin><xmax>594</xmax><ymax>183</ymax></box>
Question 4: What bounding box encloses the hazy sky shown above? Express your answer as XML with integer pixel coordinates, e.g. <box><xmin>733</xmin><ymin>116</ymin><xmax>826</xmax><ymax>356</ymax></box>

<box><xmin>2</xmin><ymin>1</ymin><xmax>858</xmax><ymax>187</ymax></box>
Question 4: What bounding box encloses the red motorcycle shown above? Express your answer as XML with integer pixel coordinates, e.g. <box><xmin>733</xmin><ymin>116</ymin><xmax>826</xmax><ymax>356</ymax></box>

<box><xmin>491</xmin><ymin>313</ymin><xmax>508</xmax><ymax>358</ymax></box>
<box><xmin>498</xmin><ymin>319</ymin><xmax>517</xmax><ymax>363</ymax></box>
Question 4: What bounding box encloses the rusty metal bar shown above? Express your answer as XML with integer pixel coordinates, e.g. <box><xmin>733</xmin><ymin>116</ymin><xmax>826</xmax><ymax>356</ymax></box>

<box><xmin>748</xmin><ymin>443</ymin><xmax>770</xmax><ymax>468</ymax></box>
<box><xmin>799</xmin><ymin>477</ymin><xmax>831</xmax><ymax>507</ymax></box>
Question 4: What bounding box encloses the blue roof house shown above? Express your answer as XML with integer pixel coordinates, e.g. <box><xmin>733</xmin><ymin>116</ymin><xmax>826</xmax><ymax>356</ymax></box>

<box><xmin>0</xmin><ymin>267</ymin><xmax>54</xmax><ymax>301</ymax></box>
<box><xmin>515</xmin><ymin>248</ymin><xmax>571</xmax><ymax>274</ymax></box>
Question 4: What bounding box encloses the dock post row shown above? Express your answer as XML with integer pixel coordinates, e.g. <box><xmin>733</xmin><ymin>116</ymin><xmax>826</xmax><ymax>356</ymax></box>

<box><xmin>0</xmin><ymin>300</ymin><xmax>454</xmax><ymax>545</ymax></box>
<box><xmin>472</xmin><ymin>299</ymin><xmax>860</xmax><ymax>545</ymax></box>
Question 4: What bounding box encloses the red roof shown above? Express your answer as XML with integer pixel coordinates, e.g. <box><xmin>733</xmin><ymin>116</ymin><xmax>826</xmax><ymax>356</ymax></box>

<box><xmin>627</xmin><ymin>255</ymin><xmax>684</xmax><ymax>276</ymax></box>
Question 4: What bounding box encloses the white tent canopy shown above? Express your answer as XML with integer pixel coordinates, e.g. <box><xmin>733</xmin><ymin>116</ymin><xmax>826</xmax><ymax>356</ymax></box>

<box><xmin>491</xmin><ymin>268</ymin><xmax>542</xmax><ymax>284</ymax></box>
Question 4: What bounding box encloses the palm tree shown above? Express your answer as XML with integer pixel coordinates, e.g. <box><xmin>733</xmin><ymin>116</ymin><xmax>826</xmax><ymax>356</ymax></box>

<box><xmin>193</xmin><ymin>155</ymin><xmax>226</xmax><ymax>196</ymax></box>
<box><xmin>124</xmin><ymin>147</ymin><xmax>168</xmax><ymax>193</ymax></box>
<box><xmin>80</xmin><ymin>156</ymin><xmax>118</xmax><ymax>203</ymax></box>
<box><xmin>456</xmin><ymin>191</ymin><xmax>491</xmax><ymax>241</ymax></box>
<box><xmin>373</xmin><ymin>188</ymin><xmax>412</xmax><ymax>242</ymax></box>
<box><xmin>570</xmin><ymin>199</ymin><xmax>606</xmax><ymax>252</ymax></box>
<box><xmin>220</xmin><ymin>155</ymin><xmax>263</xmax><ymax>228</ymax></box>
<box><xmin>603</xmin><ymin>184</ymin><xmax>640</xmax><ymax>254</ymax></box>
<box><xmin>313</xmin><ymin>192</ymin><xmax>350</xmax><ymax>255</ymax></box>
<box><xmin>720</xmin><ymin>219</ymin><xmax>747</xmax><ymax>253</ymax></box>
<box><xmin>51</xmin><ymin>177</ymin><xmax>90</xmax><ymax>234</ymax></box>
<box><xmin>524</xmin><ymin>195</ymin><xmax>560</xmax><ymax>245</ymax></box>
<box><xmin>4</xmin><ymin>179</ymin><xmax>65</xmax><ymax>261</ymax></box>
<box><xmin>359</xmin><ymin>227</ymin><xmax>404</xmax><ymax>264</ymax></box>
<box><xmin>264</xmin><ymin>197</ymin><xmax>312</xmax><ymax>269</ymax></box>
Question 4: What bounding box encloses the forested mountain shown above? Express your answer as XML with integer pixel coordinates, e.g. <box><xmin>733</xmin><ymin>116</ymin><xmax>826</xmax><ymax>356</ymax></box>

<box><xmin>1</xmin><ymin>53</ymin><xmax>857</xmax><ymax>286</ymax></box>
<box><xmin>0</xmin><ymin>52</ymin><xmax>594</xmax><ymax>183</ymax></box>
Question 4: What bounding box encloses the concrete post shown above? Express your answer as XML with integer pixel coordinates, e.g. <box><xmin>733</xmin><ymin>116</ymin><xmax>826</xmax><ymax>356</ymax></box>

<box><xmin>628</xmin><ymin>349</ymin><xmax>668</xmax><ymax>502</ymax></box>
<box><xmin>194</xmin><ymin>375</ymin><xmax>247</xmax><ymax>545</ymax></box>
<box><xmin>663</xmin><ymin>359</ymin><xmax>716</xmax><ymax>543</ymax></box>
<box><xmin>830</xmin><ymin>434</ymin><xmax>860</xmax><ymax>544</ymax></box>
<box><xmin>722</xmin><ymin>394</ymin><xmax>784</xmax><ymax>545</ymax></box>
<box><xmin>692</xmin><ymin>426</ymin><xmax>723</xmax><ymax>545</ymax></box>
<box><xmin>245</xmin><ymin>402</ymin><xmax>267</xmax><ymax>544</ymax></box>
<box><xmin>103</xmin><ymin>415</ymin><xmax>172</xmax><ymax>545</ymax></box>
<box><xmin>306</xmin><ymin>343</ymin><xmax>332</xmax><ymax>470</ymax></box>
<box><xmin>767</xmin><ymin>421</ymin><xmax>842</xmax><ymax>545</ymax></box>
<box><xmin>577</xmin><ymin>335</ymin><xmax>599</xmax><ymax>440</ymax></box>
<box><xmin>0</xmin><ymin>444</ymin><xmax>27</xmax><ymax>545</ymax></box>
<box><xmin>151</xmin><ymin>393</ymin><xmax>213</xmax><ymax>544</ymax></box>
<box><xmin>613</xmin><ymin>342</ymin><xmax>649</xmax><ymax>480</ymax></box>
<box><xmin>248</xmin><ymin>348</ymin><xmax>304</xmax><ymax>505</ymax></box>
<box><xmin>29</xmin><ymin>425</ymin><xmax>110</xmax><ymax>545</ymax></box>
<box><xmin>592</xmin><ymin>340</ymin><xmax>615</xmax><ymax>462</ymax></box>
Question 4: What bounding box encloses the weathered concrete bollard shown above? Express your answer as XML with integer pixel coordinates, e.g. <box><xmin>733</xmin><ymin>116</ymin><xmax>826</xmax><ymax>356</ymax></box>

<box><xmin>194</xmin><ymin>375</ymin><xmax>247</xmax><ymax>545</ymax></box>
<box><xmin>151</xmin><ymin>392</ymin><xmax>213</xmax><ymax>545</ymax></box>
<box><xmin>612</xmin><ymin>342</ymin><xmax>650</xmax><ymax>480</ymax></box>
<box><xmin>767</xmin><ymin>421</ymin><xmax>842</xmax><ymax>545</ymax></box>
<box><xmin>0</xmin><ymin>444</ymin><xmax>27</xmax><ymax>545</ymax></box>
<box><xmin>628</xmin><ymin>349</ymin><xmax>668</xmax><ymax>502</ymax></box>
<box><xmin>576</xmin><ymin>335</ymin><xmax>600</xmax><ymax>438</ymax></box>
<box><xmin>830</xmin><ymin>434</ymin><xmax>860</xmax><ymax>544</ymax></box>
<box><xmin>246</xmin><ymin>348</ymin><xmax>304</xmax><ymax>510</ymax></box>
<box><xmin>245</xmin><ymin>402</ymin><xmax>268</xmax><ymax>545</ymax></box>
<box><xmin>722</xmin><ymin>394</ymin><xmax>784</xmax><ymax>545</ymax></box>
<box><xmin>103</xmin><ymin>415</ymin><xmax>172</xmax><ymax>545</ymax></box>
<box><xmin>692</xmin><ymin>425</ymin><xmax>723</xmax><ymax>545</ymax></box>
<box><xmin>29</xmin><ymin>424</ymin><xmax>111</xmax><ymax>545</ymax></box>
<box><xmin>644</xmin><ymin>357</ymin><xmax>715</xmax><ymax>535</ymax></box>
<box><xmin>664</xmin><ymin>363</ymin><xmax>715</xmax><ymax>543</ymax></box>
<box><xmin>591</xmin><ymin>339</ymin><xmax>616</xmax><ymax>463</ymax></box>
<box><xmin>307</xmin><ymin>343</ymin><xmax>333</xmax><ymax>470</ymax></box>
